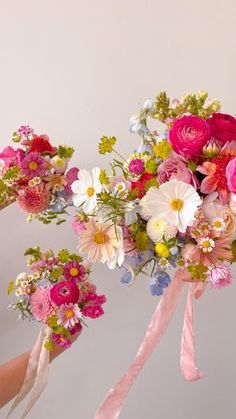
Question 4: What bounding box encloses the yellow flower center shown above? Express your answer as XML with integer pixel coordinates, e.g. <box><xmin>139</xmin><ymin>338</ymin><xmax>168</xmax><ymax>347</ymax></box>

<box><xmin>69</xmin><ymin>267</ymin><xmax>79</xmax><ymax>277</ymax></box>
<box><xmin>202</xmin><ymin>240</ymin><xmax>211</xmax><ymax>249</ymax></box>
<box><xmin>87</xmin><ymin>186</ymin><xmax>95</xmax><ymax>197</ymax></box>
<box><xmin>213</xmin><ymin>220</ymin><xmax>222</xmax><ymax>228</ymax></box>
<box><xmin>29</xmin><ymin>161</ymin><xmax>38</xmax><ymax>170</ymax></box>
<box><xmin>170</xmin><ymin>198</ymin><xmax>183</xmax><ymax>211</ymax></box>
<box><xmin>55</xmin><ymin>158</ymin><xmax>65</xmax><ymax>168</ymax></box>
<box><xmin>65</xmin><ymin>310</ymin><xmax>74</xmax><ymax>319</ymax></box>
<box><xmin>93</xmin><ymin>231</ymin><xmax>107</xmax><ymax>245</ymax></box>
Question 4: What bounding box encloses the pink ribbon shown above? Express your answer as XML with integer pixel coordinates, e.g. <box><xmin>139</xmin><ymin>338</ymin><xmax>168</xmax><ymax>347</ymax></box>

<box><xmin>94</xmin><ymin>269</ymin><xmax>190</xmax><ymax>419</ymax></box>
<box><xmin>180</xmin><ymin>284</ymin><xmax>204</xmax><ymax>381</ymax></box>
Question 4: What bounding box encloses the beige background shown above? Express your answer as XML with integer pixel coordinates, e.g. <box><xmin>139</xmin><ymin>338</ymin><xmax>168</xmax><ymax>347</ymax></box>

<box><xmin>1</xmin><ymin>1</ymin><xmax>236</xmax><ymax>418</ymax></box>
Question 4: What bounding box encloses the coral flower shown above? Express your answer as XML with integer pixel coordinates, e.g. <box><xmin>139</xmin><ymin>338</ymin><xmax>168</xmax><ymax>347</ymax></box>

<box><xmin>16</xmin><ymin>184</ymin><xmax>51</xmax><ymax>213</ymax></box>
<box><xmin>182</xmin><ymin>236</ymin><xmax>232</xmax><ymax>267</ymax></box>
<box><xmin>64</xmin><ymin>261</ymin><xmax>86</xmax><ymax>282</ymax></box>
<box><xmin>197</xmin><ymin>155</ymin><xmax>233</xmax><ymax>204</ymax></box>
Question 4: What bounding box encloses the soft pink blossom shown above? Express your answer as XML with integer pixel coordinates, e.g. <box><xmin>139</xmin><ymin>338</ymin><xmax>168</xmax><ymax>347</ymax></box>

<box><xmin>157</xmin><ymin>154</ymin><xmax>199</xmax><ymax>189</ymax></box>
<box><xmin>20</xmin><ymin>152</ymin><xmax>46</xmax><ymax>178</ymax></box>
<box><xmin>207</xmin><ymin>265</ymin><xmax>232</xmax><ymax>289</ymax></box>
<box><xmin>64</xmin><ymin>167</ymin><xmax>79</xmax><ymax>195</ymax></box>
<box><xmin>71</xmin><ymin>217</ymin><xmax>86</xmax><ymax>235</ymax></box>
<box><xmin>57</xmin><ymin>303</ymin><xmax>82</xmax><ymax>328</ymax></box>
<box><xmin>30</xmin><ymin>288</ymin><xmax>53</xmax><ymax>321</ymax></box>
<box><xmin>226</xmin><ymin>157</ymin><xmax>236</xmax><ymax>193</ymax></box>
<box><xmin>16</xmin><ymin>184</ymin><xmax>51</xmax><ymax>213</ymax></box>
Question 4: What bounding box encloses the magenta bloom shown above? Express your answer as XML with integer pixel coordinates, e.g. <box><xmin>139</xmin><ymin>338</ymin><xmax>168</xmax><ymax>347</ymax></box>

<box><xmin>50</xmin><ymin>281</ymin><xmax>80</xmax><ymax>306</ymax></box>
<box><xmin>169</xmin><ymin>115</ymin><xmax>211</xmax><ymax>159</ymax></box>
<box><xmin>69</xmin><ymin>321</ymin><xmax>82</xmax><ymax>335</ymax></box>
<box><xmin>207</xmin><ymin>113</ymin><xmax>236</xmax><ymax>144</ymax></box>
<box><xmin>82</xmin><ymin>305</ymin><xmax>104</xmax><ymax>319</ymax></box>
<box><xmin>208</xmin><ymin>265</ymin><xmax>232</xmax><ymax>289</ymax></box>
<box><xmin>52</xmin><ymin>333</ymin><xmax>71</xmax><ymax>349</ymax></box>
<box><xmin>128</xmin><ymin>158</ymin><xmax>144</xmax><ymax>175</ymax></box>
<box><xmin>64</xmin><ymin>261</ymin><xmax>86</xmax><ymax>282</ymax></box>
<box><xmin>64</xmin><ymin>167</ymin><xmax>79</xmax><ymax>195</ymax></box>
<box><xmin>20</xmin><ymin>152</ymin><xmax>46</xmax><ymax>178</ymax></box>
<box><xmin>158</xmin><ymin>154</ymin><xmax>199</xmax><ymax>189</ymax></box>
<box><xmin>30</xmin><ymin>288</ymin><xmax>53</xmax><ymax>321</ymax></box>
<box><xmin>226</xmin><ymin>157</ymin><xmax>236</xmax><ymax>193</ymax></box>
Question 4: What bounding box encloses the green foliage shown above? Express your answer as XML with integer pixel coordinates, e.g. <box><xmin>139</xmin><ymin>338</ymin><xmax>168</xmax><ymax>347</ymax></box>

<box><xmin>57</xmin><ymin>249</ymin><xmax>70</xmax><ymax>263</ymax></box>
<box><xmin>99</xmin><ymin>169</ymin><xmax>110</xmax><ymax>185</ymax></box>
<box><xmin>57</xmin><ymin>145</ymin><xmax>74</xmax><ymax>159</ymax></box>
<box><xmin>24</xmin><ymin>246</ymin><xmax>42</xmax><ymax>260</ymax></box>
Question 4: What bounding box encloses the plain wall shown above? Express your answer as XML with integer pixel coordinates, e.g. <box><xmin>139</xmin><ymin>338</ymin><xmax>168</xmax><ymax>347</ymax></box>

<box><xmin>1</xmin><ymin>1</ymin><xmax>236</xmax><ymax>418</ymax></box>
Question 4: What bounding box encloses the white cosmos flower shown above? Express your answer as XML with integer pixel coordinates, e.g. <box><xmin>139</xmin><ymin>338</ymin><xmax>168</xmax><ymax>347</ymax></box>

<box><xmin>72</xmin><ymin>167</ymin><xmax>102</xmax><ymax>213</ymax></box>
<box><xmin>145</xmin><ymin>179</ymin><xmax>202</xmax><ymax>233</ymax></box>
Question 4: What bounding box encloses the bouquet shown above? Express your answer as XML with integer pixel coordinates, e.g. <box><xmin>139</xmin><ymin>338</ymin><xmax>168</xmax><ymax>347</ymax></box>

<box><xmin>71</xmin><ymin>91</ymin><xmax>236</xmax><ymax>295</ymax></box>
<box><xmin>8</xmin><ymin>247</ymin><xmax>106</xmax><ymax>350</ymax></box>
<box><xmin>0</xmin><ymin>125</ymin><xmax>79</xmax><ymax>224</ymax></box>
<box><xmin>69</xmin><ymin>91</ymin><xmax>236</xmax><ymax>418</ymax></box>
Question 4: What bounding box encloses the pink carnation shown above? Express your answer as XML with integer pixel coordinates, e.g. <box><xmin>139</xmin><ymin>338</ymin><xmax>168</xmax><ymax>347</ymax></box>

<box><xmin>207</xmin><ymin>265</ymin><xmax>232</xmax><ymax>289</ymax></box>
<box><xmin>82</xmin><ymin>305</ymin><xmax>104</xmax><ymax>319</ymax></box>
<box><xmin>30</xmin><ymin>288</ymin><xmax>53</xmax><ymax>321</ymax></box>
<box><xmin>157</xmin><ymin>154</ymin><xmax>199</xmax><ymax>189</ymax></box>
<box><xmin>226</xmin><ymin>157</ymin><xmax>236</xmax><ymax>193</ymax></box>
<box><xmin>50</xmin><ymin>281</ymin><xmax>80</xmax><ymax>306</ymax></box>
<box><xmin>207</xmin><ymin>113</ymin><xmax>236</xmax><ymax>144</ymax></box>
<box><xmin>169</xmin><ymin>115</ymin><xmax>211</xmax><ymax>159</ymax></box>
<box><xmin>16</xmin><ymin>184</ymin><xmax>51</xmax><ymax>213</ymax></box>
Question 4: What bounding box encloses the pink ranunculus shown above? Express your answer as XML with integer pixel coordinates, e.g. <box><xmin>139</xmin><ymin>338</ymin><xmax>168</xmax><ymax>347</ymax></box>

<box><xmin>157</xmin><ymin>154</ymin><xmax>199</xmax><ymax>189</ymax></box>
<box><xmin>30</xmin><ymin>288</ymin><xmax>53</xmax><ymax>322</ymax></box>
<box><xmin>50</xmin><ymin>281</ymin><xmax>80</xmax><ymax>306</ymax></box>
<box><xmin>64</xmin><ymin>167</ymin><xmax>79</xmax><ymax>195</ymax></box>
<box><xmin>207</xmin><ymin>113</ymin><xmax>236</xmax><ymax>144</ymax></box>
<box><xmin>169</xmin><ymin>115</ymin><xmax>211</xmax><ymax>159</ymax></box>
<box><xmin>226</xmin><ymin>157</ymin><xmax>236</xmax><ymax>193</ymax></box>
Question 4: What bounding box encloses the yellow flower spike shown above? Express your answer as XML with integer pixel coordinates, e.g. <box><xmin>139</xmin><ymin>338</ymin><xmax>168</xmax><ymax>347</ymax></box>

<box><xmin>155</xmin><ymin>242</ymin><xmax>170</xmax><ymax>258</ymax></box>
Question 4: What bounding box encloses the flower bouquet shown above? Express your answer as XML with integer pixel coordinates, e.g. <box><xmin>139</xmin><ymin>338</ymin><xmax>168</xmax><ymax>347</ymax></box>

<box><xmin>70</xmin><ymin>91</ymin><xmax>236</xmax><ymax>418</ymax></box>
<box><xmin>7</xmin><ymin>247</ymin><xmax>106</xmax><ymax>418</ymax></box>
<box><xmin>0</xmin><ymin>125</ymin><xmax>79</xmax><ymax>224</ymax></box>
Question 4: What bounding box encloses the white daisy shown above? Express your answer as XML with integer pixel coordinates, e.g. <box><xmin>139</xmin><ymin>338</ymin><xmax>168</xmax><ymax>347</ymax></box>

<box><xmin>198</xmin><ymin>237</ymin><xmax>215</xmax><ymax>253</ymax></box>
<box><xmin>212</xmin><ymin>217</ymin><xmax>226</xmax><ymax>232</ymax></box>
<box><xmin>72</xmin><ymin>167</ymin><xmax>102</xmax><ymax>213</ymax></box>
<box><xmin>145</xmin><ymin>179</ymin><xmax>202</xmax><ymax>233</ymax></box>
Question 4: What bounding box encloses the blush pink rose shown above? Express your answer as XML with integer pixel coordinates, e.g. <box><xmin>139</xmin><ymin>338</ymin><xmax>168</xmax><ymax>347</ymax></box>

<box><xmin>157</xmin><ymin>154</ymin><xmax>199</xmax><ymax>189</ymax></box>
<box><xmin>226</xmin><ymin>157</ymin><xmax>236</xmax><ymax>193</ymax></box>
<box><xmin>207</xmin><ymin>113</ymin><xmax>236</xmax><ymax>144</ymax></box>
<box><xmin>169</xmin><ymin>115</ymin><xmax>211</xmax><ymax>159</ymax></box>
<box><xmin>50</xmin><ymin>281</ymin><xmax>80</xmax><ymax>306</ymax></box>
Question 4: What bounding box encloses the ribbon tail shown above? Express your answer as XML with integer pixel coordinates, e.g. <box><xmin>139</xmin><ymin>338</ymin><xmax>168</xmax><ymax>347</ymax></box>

<box><xmin>94</xmin><ymin>269</ymin><xmax>186</xmax><ymax>419</ymax></box>
<box><xmin>180</xmin><ymin>285</ymin><xmax>204</xmax><ymax>381</ymax></box>
<box><xmin>7</xmin><ymin>325</ymin><xmax>51</xmax><ymax>419</ymax></box>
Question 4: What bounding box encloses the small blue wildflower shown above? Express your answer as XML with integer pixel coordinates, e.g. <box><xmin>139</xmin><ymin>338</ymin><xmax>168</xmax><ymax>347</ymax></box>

<box><xmin>120</xmin><ymin>271</ymin><xmax>133</xmax><ymax>285</ymax></box>
<box><xmin>157</xmin><ymin>272</ymin><xmax>171</xmax><ymax>288</ymax></box>
<box><xmin>149</xmin><ymin>282</ymin><xmax>164</xmax><ymax>296</ymax></box>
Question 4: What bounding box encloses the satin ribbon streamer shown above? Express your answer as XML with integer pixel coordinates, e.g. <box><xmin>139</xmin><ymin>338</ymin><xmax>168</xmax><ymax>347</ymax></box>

<box><xmin>7</xmin><ymin>325</ymin><xmax>51</xmax><ymax>419</ymax></box>
<box><xmin>94</xmin><ymin>269</ymin><xmax>204</xmax><ymax>419</ymax></box>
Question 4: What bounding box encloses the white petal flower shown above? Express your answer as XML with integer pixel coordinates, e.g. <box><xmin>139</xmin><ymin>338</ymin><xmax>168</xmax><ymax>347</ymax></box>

<box><xmin>72</xmin><ymin>167</ymin><xmax>102</xmax><ymax>213</ymax></box>
<box><xmin>145</xmin><ymin>179</ymin><xmax>202</xmax><ymax>233</ymax></box>
<box><xmin>146</xmin><ymin>217</ymin><xmax>177</xmax><ymax>242</ymax></box>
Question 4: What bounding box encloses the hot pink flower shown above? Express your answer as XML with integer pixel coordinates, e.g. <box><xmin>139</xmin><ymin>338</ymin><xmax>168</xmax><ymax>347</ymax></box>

<box><xmin>128</xmin><ymin>158</ymin><xmax>144</xmax><ymax>175</ymax></box>
<box><xmin>64</xmin><ymin>261</ymin><xmax>86</xmax><ymax>282</ymax></box>
<box><xmin>0</xmin><ymin>146</ymin><xmax>25</xmax><ymax>167</ymax></box>
<box><xmin>50</xmin><ymin>281</ymin><xmax>80</xmax><ymax>306</ymax></box>
<box><xmin>82</xmin><ymin>305</ymin><xmax>104</xmax><ymax>319</ymax></box>
<box><xmin>157</xmin><ymin>154</ymin><xmax>199</xmax><ymax>189</ymax></box>
<box><xmin>169</xmin><ymin>115</ymin><xmax>211</xmax><ymax>159</ymax></box>
<box><xmin>52</xmin><ymin>333</ymin><xmax>71</xmax><ymax>349</ymax></box>
<box><xmin>69</xmin><ymin>321</ymin><xmax>82</xmax><ymax>335</ymax></box>
<box><xmin>207</xmin><ymin>113</ymin><xmax>236</xmax><ymax>144</ymax></box>
<box><xmin>64</xmin><ymin>167</ymin><xmax>79</xmax><ymax>195</ymax></box>
<box><xmin>226</xmin><ymin>157</ymin><xmax>236</xmax><ymax>193</ymax></box>
<box><xmin>207</xmin><ymin>265</ymin><xmax>232</xmax><ymax>289</ymax></box>
<box><xmin>16</xmin><ymin>184</ymin><xmax>51</xmax><ymax>213</ymax></box>
<box><xmin>20</xmin><ymin>152</ymin><xmax>46</xmax><ymax>178</ymax></box>
<box><xmin>30</xmin><ymin>288</ymin><xmax>53</xmax><ymax>321</ymax></box>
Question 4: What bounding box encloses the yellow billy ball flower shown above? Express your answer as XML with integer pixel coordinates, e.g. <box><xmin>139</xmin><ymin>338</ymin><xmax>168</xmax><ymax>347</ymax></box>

<box><xmin>155</xmin><ymin>242</ymin><xmax>170</xmax><ymax>258</ymax></box>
